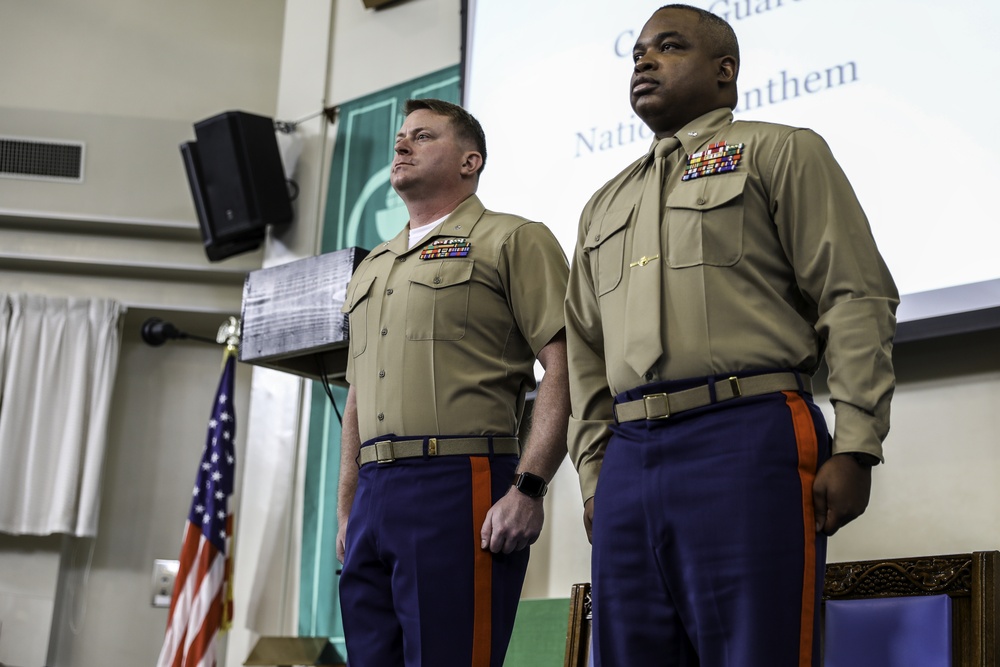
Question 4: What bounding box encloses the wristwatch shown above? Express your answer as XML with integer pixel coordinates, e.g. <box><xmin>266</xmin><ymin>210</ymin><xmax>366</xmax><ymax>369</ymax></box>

<box><xmin>513</xmin><ymin>472</ymin><xmax>548</xmax><ymax>498</ymax></box>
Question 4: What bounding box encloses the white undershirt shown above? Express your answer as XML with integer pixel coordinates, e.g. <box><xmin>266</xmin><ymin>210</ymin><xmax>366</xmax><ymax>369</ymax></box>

<box><xmin>408</xmin><ymin>215</ymin><xmax>447</xmax><ymax>249</ymax></box>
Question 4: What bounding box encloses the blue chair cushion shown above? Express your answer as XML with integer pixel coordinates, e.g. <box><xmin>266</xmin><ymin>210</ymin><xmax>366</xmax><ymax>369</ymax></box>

<box><xmin>825</xmin><ymin>594</ymin><xmax>952</xmax><ymax>667</ymax></box>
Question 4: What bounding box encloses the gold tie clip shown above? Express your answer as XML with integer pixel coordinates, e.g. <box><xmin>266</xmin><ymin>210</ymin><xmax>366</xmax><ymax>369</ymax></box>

<box><xmin>629</xmin><ymin>254</ymin><xmax>659</xmax><ymax>268</ymax></box>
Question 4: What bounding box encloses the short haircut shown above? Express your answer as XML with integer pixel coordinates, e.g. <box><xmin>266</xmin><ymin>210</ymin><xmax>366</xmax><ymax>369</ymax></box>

<box><xmin>659</xmin><ymin>4</ymin><xmax>741</xmax><ymax>71</ymax></box>
<box><xmin>403</xmin><ymin>98</ymin><xmax>487</xmax><ymax>175</ymax></box>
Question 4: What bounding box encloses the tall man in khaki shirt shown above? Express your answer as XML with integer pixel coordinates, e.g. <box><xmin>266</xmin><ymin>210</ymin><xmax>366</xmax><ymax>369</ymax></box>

<box><xmin>336</xmin><ymin>99</ymin><xmax>570</xmax><ymax>667</ymax></box>
<box><xmin>565</xmin><ymin>6</ymin><xmax>898</xmax><ymax>666</ymax></box>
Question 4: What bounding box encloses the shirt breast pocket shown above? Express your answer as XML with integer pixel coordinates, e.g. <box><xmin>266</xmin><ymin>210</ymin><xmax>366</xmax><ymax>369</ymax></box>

<box><xmin>405</xmin><ymin>259</ymin><xmax>475</xmax><ymax>341</ymax></box>
<box><xmin>583</xmin><ymin>206</ymin><xmax>634</xmax><ymax>297</ymax></box>
<box><xmin>342</xmin><ymin>275</ymin><xmax>376</xmax><ymax>358</ymax></box>
<box><xmin>665</xmin><ymin>172</ymin><xmax>747</xmax><ymax>268</ymax></box>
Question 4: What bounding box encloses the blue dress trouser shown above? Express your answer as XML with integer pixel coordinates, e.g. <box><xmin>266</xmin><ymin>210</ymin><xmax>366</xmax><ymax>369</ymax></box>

<box><xmin>592</xmin><ymin>375</ymin><xmax>830</xmax><ymax>667</ymax></box>
<box><xmin>340</xmin><ymin>443</ymin><xmax>527</xmax><ymax>667</ymax></box>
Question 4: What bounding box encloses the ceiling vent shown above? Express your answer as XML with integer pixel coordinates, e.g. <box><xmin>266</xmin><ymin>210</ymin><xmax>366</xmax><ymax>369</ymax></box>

<box><xmin>0</xmin><ymin>136</ymin><xmax>85</xmax><ymax>183</ymax></box>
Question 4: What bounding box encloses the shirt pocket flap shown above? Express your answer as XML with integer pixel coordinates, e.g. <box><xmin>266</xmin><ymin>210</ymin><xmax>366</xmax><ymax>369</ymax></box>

<box><xmin>408</xmin><ymin>259</ymin><xmax>475</xmax><ymax>289</ymax></box>
<box><xmin>584</xmin><ymin>205</ymin><xmax>634</xmax><ymax>250</ymax></box>
<box><xmin>342</xmin><ymin>275</ymin><xmax>376</xmax><ymax>314</ymax></box>
<box><xmin>665</xmin><ymin>172</ymin><xmax>748</xmax><ymax>210</ymax></box>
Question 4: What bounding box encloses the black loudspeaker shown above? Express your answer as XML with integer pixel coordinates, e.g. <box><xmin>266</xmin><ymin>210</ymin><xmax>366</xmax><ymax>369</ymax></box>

<box><xmin>180</xmin><ymin>110</ymin><xmax>293</xmax><ymax>262</ymax></box>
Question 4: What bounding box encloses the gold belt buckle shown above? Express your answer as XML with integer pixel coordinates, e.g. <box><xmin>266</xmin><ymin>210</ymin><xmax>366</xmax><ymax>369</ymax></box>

<box><xmin>728</xmin><ymin>376</ymin><xmax>742</xmax><ymax>398</ymax></box>
<box><xmin>643</xmin><ymin>393</ymin><xmax>671</xmax><ymax>419</ymax></box>
<box><xmin>374</xmin><ymin>440</ymin><xmax>395</xmax><ymax>464</ymax></box>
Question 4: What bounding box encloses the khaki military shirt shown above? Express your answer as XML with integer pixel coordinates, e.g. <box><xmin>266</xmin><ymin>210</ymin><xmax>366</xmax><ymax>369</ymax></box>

<box><xmin>343</xmin><ymin>194</ymin><xmax>569</xmax><ymax>443</ymax></box>
<box><xmin>565</xmin><ymin>108</ymin><xmax>899</xmax><ymax>502</ymax></box>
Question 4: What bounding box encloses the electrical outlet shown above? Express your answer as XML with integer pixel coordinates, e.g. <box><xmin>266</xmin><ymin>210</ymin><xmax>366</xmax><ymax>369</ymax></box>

<box><xmin>152</xmin><ymin>559</ymin><xmax>179</xmax><ymax>608</ymax></box>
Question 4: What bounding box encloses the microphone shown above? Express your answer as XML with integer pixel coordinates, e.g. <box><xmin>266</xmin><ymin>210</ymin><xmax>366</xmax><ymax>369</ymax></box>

<box><xmin>140</xmin><ymin>317</ymin><xmax>183</xmax><ymax>346</ymax></box>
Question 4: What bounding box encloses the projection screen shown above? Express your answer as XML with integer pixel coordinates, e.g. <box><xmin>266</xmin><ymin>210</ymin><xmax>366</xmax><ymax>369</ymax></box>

<box><xmin>463</xmin><ymin>0</ymin><xmax>1000</xmax><ymax>340</ymax></box>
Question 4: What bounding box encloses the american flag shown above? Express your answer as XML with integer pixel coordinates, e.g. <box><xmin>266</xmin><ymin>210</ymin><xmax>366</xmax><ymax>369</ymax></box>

<box><xmin>157</xmin><ymin>351</ymin><xmax>236</xmax><ymax>667</ymax></box>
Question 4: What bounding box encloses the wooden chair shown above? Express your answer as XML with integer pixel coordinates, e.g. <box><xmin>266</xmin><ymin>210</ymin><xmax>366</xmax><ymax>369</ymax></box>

<box><xmin>564</xmin><ymin>582</ymin><xmax>592</xmax><ymax>667</ymax></box>
<box><xmin>824</xmin><ymin>551</ymin><xmax>999</xmax><ymax>666</ymax></box>
<box><xmin>565</xmin><ymin>551</ymin><xmax>998</xmax><ymax>667</ymax></box>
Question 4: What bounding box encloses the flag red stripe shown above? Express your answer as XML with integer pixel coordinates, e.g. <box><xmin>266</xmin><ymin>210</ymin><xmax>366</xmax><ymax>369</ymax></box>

<box><xmin>159</xmin><ymin>525</ymin><xmax>206</xmax><ymax>667</ymax></box>
<box><xmin>158</xmin><ymin>529</ymin><xmax>226</xmax><ymax>667</ymax></box>
<box><xmin>183</xmin><ymin>587</ymin><xmax>223</xmax><ymax>667</ymax></box>
<box><xmin>183</xmin><ymin>539</ymin><xmax>224</xmax><ymax>660</ymax></box>
<box><xmin>166</xmin><ymin>522</ymin><xmax>203</xmax><ymax>618</ymax></box>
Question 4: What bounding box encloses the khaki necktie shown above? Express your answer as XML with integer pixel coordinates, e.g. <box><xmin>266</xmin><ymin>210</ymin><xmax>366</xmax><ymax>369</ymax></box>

<box><xmin>623</xmin><ymin>135</ymin><xmax>682</xmax><ymax>377</ymax></box>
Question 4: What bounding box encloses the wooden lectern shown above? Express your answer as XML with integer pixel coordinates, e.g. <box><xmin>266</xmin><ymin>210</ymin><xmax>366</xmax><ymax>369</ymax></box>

<box><xmin>239</xmin><ymin>247</ymin><xmax>368</xmax><ymax>383</ymax></box>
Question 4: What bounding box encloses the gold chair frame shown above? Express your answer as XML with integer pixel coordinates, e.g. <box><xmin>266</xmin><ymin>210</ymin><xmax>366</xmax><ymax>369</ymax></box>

<box><xmin>564</xmin><ymin>582</ymin><xmax>592</xmax><ymax>667</ymax></box>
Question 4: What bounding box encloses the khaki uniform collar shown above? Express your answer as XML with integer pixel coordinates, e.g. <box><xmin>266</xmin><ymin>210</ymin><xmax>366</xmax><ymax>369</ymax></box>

<box><xmin>676</xmin><ymin>107</ymin><xmax>735</xmax><ymax>155</ymax></box>
<box><xmin>642</xmin><ymin>107</ymin><xmax>736</xmax><ymax>159</ymax></box>
<box><xmin>366</xmin><ymin>194</ymin><xmax>486</xmax><ymax>260</ymax></box>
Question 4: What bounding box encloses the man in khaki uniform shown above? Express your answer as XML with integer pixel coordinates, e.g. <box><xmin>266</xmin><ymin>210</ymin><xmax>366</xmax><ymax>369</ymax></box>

<box><xmin>337</xmin><ymin>98</ymin><xmax>569</xmax><ymax>667</ymax></box>
<box><xmin>564</xmin><ymin>5</ymin><xmax>898</xmax><ymax>666</ymax></box>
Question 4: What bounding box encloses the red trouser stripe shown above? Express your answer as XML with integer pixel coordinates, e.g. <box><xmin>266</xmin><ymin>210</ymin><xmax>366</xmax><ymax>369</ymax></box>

<box><xmin>783</xmin><ymin>390</ymin><xmax>820</xmax><ymax>667</ymax></box>
<box><xmin>470</xmin><ymin>457</ymin><xmax>493</xmax><ymax>667</ymax></box>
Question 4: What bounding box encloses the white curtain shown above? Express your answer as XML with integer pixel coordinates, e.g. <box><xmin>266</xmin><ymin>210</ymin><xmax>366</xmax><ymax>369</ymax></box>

<box><xmin>0</xmin><ymin>294</ymin><xmax>125</xmax><ymax>537</ymax></box>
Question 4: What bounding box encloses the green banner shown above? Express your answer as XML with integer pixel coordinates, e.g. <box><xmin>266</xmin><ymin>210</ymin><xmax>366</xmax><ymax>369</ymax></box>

<box><xmin>299</xmin><ymin>66</ymin><xmax>461</xmax><ymax>654</ymax></box>
<box><xmin>321</xmin><ymin>67</ymin><xmax>462</xmax><ymax>252</ymax></box>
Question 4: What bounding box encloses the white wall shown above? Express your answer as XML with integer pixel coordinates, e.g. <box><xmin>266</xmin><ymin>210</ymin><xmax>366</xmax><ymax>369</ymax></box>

<box><xmin>46</xmin><ymin>322</ymin><xmax>253</xmax><ymax>667</ymax></box>
<box><xmin>0</xmin><ymin>0</ymin><xmax>286</xmax><ymax>225</ymax></box>
<box><xmin>825</xmin><ymin>330</ymin><xmax>1000</xmax><ymax>562</ymax></box>
<box><xmin>0</xmin><ymin>535</ymin><xmax>60</xmax><ymax>666</ymax></box>
<box><xmin>0</xmin><ymin>0</ymin><xmax>285</xmax><ymax>664</ymax></box>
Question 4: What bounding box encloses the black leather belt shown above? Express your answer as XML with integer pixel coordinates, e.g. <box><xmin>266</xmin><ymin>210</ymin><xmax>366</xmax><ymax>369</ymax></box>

<box><xmin>358</xmin><ymin>436</ymin><xmax>520</xmax><ymax>467</ymax></box>
<box><xmin>614</xmin><ymin>372</ymin><xmax>811</xmax><ymax>423</ymax></box>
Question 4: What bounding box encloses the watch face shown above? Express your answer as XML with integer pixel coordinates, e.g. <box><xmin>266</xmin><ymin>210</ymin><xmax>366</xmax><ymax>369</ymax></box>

<box><xmin>516</xmin><ymin>472</ymin><xmax>547</xmax><ymax>498</ymax></box>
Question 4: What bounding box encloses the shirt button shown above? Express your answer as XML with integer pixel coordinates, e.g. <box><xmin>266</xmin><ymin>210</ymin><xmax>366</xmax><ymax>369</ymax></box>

<box><xmin>377</xmin><ymin>412</ymin><xmax>384</xmax><ymax>421</ymax></box>
<box><xmin>643</xmin><ymin>371</ymin><xmax>654</xmax><ymax>381</ymax></box>
<box><xmin>398</xmin><ymin>257</ymin><xmax>406</xmax><ymax>263</ymax></box>
<box><xmin>696</xmin><ymin>197</ymin><xmax>707</xmax><ymax>205</ymax></box>
<box><xmin>378</xmin><ymin>370</ymin><xmax>385</xmax><ymax>378</ymax></box>
<box><xmin>386</xmin><ymin>288</ymin><xmax>394</xmax><ymax>295</ymax></box>
<box><xmin>381</xmin><ymin>328</ymin><xmax>388</xmax><ymax>336</ymax></box>
<box><xmin>433</xmin><ymin>277</ymin><xmax>441</xmax><ymax>284</ymax></box>
<box><xmin>594</xmin><ymin>234</ymin><xmax>601</xmax><ymax>241</ymax></box>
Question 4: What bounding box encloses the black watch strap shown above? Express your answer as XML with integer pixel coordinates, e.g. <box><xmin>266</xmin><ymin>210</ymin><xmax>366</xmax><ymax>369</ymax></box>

<box><xmin>513</xmin><ymin>472</ymin><xmax>548</xmax><ymax>498</ymax></box>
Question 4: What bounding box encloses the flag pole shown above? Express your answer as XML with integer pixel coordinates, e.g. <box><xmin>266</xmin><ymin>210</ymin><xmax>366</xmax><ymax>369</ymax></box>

<box><xmin>214</xmin><ymin>316</ymin><xmax>240</xmax><ymax>633</ymax></box>
<box><xmin>156</xmin><ymin>315</ymin><xmax>241</xmax><ymax>667</ymax></box>
<box><xmin>215</xmin><ymin>316</ymin><xmax>241</xmax><ymax>364</ymax></box>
